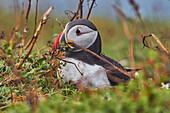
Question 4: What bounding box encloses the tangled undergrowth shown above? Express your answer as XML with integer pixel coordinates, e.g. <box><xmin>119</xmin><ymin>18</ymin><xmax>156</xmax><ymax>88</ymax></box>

<box><xmin>0</xmin><ymin>0</ymin><xmax>170</xmax><ymax>113</ymax></box>
<box><xmin>0</xmin><ymin>27</ymin><xmax>170</xmax><ymax>113</ymax></box>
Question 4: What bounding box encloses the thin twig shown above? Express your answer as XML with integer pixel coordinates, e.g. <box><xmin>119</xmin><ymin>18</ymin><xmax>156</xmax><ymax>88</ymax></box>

<box><xmin>10</xmin><ymin>85</ymin><xmax>13</xmax><ymax>103</ymax></box>
<box><xmin>70</xmin><ymin>0</ymin><xmax>84</xmax><ymax>21</ymax></box>
<box><xmin>34</xmin><ymin>0</ymin><xmax>39</xmax><ymax>33</ymax></box>
<box><xmin>79</xmin><ymin>0</ymin><xmax>84</xmax><ymax>18</ymax></box>
<box><xmin>9</xmin><ymin>0</ymin><xmax>24</xmax><ymax>43</ymax></box>
<box><xmin>56</xmin><ymin>57</ymin><xmax>83</xmax><ymax>76</ymax></box>
<box><xmin>128</xmin><ymin>0</ymin><xmax>147</xmax><ymax>33</ymax></box>
<box><xmin>56</xmin><ymin>17</ymin><xmax>64</xmax><ymax>30</ymax></box>
<box><xmin>39</xmin><ymin>63</ymin><xmax>58</xmax><ymax>78</ymax></box>
<box><xmin>113</xmin><ymin>4</ymin><xmax>136</xmax><ymax>76</ymax></box>
<box><xmin>17</xmin><ymin>6</ymin><xmax>54</xmax><ymax>69</ymax></box>
<box><xmin>162</xmin><ymin>33</ymin><xmax>168</xmax><ymax>50</ymax></box>
<box><xmin>86</xmin><ymin>0</ymin><xmax>96</xmax><ymax>19</ymax></box>
<box><xmin>0</xmin><ymin>31</ymin><xmax>4</xmax><ymax>39</ymax></box>
<box><xmin>68</xmin><ymin>42</ymin><xmax>134</xmax><ymax>79</ymax></box>
<box><xmin>0</xmin><ymin>47</ymin><xmax>6</xmax><ymax>54</ymax></box>
<box><xmin>23</xmin><ymin>0</ymin><xmax>39</xmax><ymax>50</ymax></box>
<box><xmin>0</xmin><ymin>74</ymin><xmax>14</xmax><ymax>86</ymax></box>
<box><xmin>142</xmin><ymin>34</ymin><xmax>170</xmax><ymax>56</ymax></box>
<box><xmin>19</xmin><ymin>0</ymin><xmax>31</xmax><ymax>59</ymax></box>
<box><xmin>0</xmin><ymin>105</ymin><xmax>8</xmax><ymax>110</ymax></box>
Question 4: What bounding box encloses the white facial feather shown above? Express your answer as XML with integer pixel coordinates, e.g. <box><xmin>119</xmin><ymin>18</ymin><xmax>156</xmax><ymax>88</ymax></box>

<box><xmin>67</xmin><ymin>25</ymin><xmax>98</xmax><ymax>51</ymax></box>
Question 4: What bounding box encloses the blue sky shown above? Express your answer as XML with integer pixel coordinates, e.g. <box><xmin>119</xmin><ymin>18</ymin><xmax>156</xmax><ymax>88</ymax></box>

<box><xmin>1</xmin><ymin>0</ymin><xmax>170</xmax><ymax>19</ymax></box>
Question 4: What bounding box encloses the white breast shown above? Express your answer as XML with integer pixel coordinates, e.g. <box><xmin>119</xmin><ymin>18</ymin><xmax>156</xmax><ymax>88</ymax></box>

<box><xmin>57</xmin><ymin>58</ymin><xmax>111</xmax><ymax>87</ymax></box>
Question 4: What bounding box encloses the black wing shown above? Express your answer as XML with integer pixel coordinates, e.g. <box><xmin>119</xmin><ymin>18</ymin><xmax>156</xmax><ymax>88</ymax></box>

<box><xmin>99</xmin><ymin>54</ymin><xmax>130</xmax><ymax>85</ymax></box>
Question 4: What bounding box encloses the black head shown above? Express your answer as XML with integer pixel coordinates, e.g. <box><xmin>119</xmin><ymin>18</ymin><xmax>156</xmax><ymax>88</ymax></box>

<box><xmin>52</xmin><ymin>19</ymin><xmax>102</xmax><ymax>54</ymax></box>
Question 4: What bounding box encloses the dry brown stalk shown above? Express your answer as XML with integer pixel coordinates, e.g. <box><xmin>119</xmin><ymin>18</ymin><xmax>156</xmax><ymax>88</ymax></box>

<box><xmin>10</xmin><ymin>86</ymin><xmax>13</xmax><ymax>103</ymax></box>
<box><xmin>34</xmin><ymin>0</ymin><xmax>39</xmax><ymax>33</ymax></box>
<box><xmin>17</xmin><ymin>6</ymin><xmax>54</xmax><ymax>69</ymax></box>
<box><xmin>39</xmin><ymin>64</ymin><xmax>58</xmax><ymax>78</ymax></box>
<box><xmin>142</xmin><ymin>34</ymin><xmax>170</xmax><ymax>57</ymax></box>
<box><xmin>86</xmin><ymin>0</ymin><xmax>96</xmax><ymax>19</ymax></box>
<box><xmin>26</xmin><ymin>88</ymin><xmax>39</xmax><ymax>112</ymax></box>
<box><xmin>0</xmin><ymin>105</ymin><xmax>8</xmax><ymax>110</ymax></box>
<box><xmin>23</xmin><ymin>0</ymin><xmax>39</xmax><ymax>50</ymax></box>
<box><xmin>56</xmin><ymin>17</ymin><xmax>64</xmax><ymax>30</ymax></box>
<box><xmin>9</xmin><ymin>0</ymin><xmax>24</xmax><ymax>44</ymax></box>
<box><xmin>113</xmin><ymin>4</ymin><xmax>136</xmax><ymax>76</ymax></box>
<box><xmin>0</xmin><ymin>47</ymin><xmax>6</xmax><ymax>54</ymax></box>
<box><xmin>19</xmin><ymin>0</ymin><xmax>31</xmax><ymax>60</ymax></box>
<box><xmin>0</xmin><ymin>31</ymin><xmax>4</xmax><ymax>39</ymax></box>
<box><xmin>0</xmin><ymin>74</ymin><xmax>14</xmax><ymax>86</ymax></box>
<box><xmin>80</xmin><ymin>0</ymin><xmax>84</xmax><ymax>18</ymax></box>
<box><xmin>162</xmin><ymin>34</ymin><xmax>168</xmax><ymax>50</ymax></box>
<box><xmin>70</xmin><ymin>0</ymin><xmax>84</xmax><ymax>21</ymax></box>
<box><xmin>128</xmin><ymin>0</ymin><xmax>147</xmax><ymax>33</ymax></box>
<box><xmin>68</xmin><ymin>42</ymin><xmax>134</xmax><ymax>79</ymax></box>
<box><xmin>56</xmin><ymin>57</ymin><xmax>83</xmax><ymax>76</ymax></box>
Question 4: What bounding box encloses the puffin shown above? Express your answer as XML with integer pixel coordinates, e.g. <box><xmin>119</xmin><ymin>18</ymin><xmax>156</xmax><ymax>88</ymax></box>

<box><xmin>51</xmin><ymin>19</ymin><xmax>130</xmax><ymax>88</ymax></box>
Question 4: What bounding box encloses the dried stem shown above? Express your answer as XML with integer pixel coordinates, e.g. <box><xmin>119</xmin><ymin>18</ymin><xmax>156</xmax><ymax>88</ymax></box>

<box><xmin>142</xmin><ymin>34</ymin><xmax>170</xmax><ymax>56</ymax></box>
<box><xmin>128</xmin><ymin>0</ymin><xmax>147</xmax><ymax>33</ymax></box>
<box><xmin>23</xmin><ymin>0</ymin><xmax>39</xmax><ymax>50</ymax></box>
<box><xmin>34</xmin><ymin>0</ymin><xmax>39</xmax><ymax>33</ymax></box>
<box><xmin>9</xmin><ymin>0</ymin><xmax>24</xmax><ymax>44</ymax></box>
<box><xmin>0</xmin><ymin>31</ymin><xmax>4</xmax><ymax>39</ymax></box>
<box><xmin>0</xmin><ymin>74</ymin><xmax>14</xmax><ymax>86</ymax></box>
<box><xmin>39</xmin><ymin>64</ymin><xmax>58</xmax><ymax>78</ymax></box>
<box><xmin>56</xmin><ymin>17</ymin><xmax>64</xmax><ymax>30</ymax></box>
<box><xmin>10</xmin><ymin>86</ymin><xmax>13</xmax><ymax>103</ymax></box>
<box><xmin>86</xmin><ymin>0</ymin><xmax>96</xmax><ymax>19</ymax></box>
<box><xmin>68</xmin><ymin>42</ymin><xmax>134</xmax><ymax>79</ymax></box>
<box><xmin>19</xmin><ymin>0</ymin><xmax>31</xmax><ymax>60</ymax></box>
<box><xmin>79</xmin><ymin>0</ymin><xmax>84</xmax><ymax>18</ymax></box>
<box><xmin>113</xmin><ymin>4</ymin><xmax>136</xmax><ymax>76</ymax></box>
<box><xmin>17</xmin><ymin>6</ymin><xmax>54</xmax><ymax>69</ymax></box>
<box><xmin>56</xmin><ymin>57</ymin><xmax>83</xmax><ymax>76</ymax></box>
<box><xmin>70</xmin><ymin>0</ymin><xmax>84</xmax><ymax>21</ymax></box>
<box><xmin>0</xmin><ymin>106</ymin><xmax>8</xmax><ymax>110</ymax></box>
<box><xmin>162</xmin><ymin>33</ymin><xmax>168</xmax><ymax>50</ymax></box>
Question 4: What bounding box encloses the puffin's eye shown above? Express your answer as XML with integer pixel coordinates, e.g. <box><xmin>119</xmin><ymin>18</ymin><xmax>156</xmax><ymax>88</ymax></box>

<box><xmin>76</xmin><ymin>28</ymin><xmax>82</xmax><ymax>36</ymax></box>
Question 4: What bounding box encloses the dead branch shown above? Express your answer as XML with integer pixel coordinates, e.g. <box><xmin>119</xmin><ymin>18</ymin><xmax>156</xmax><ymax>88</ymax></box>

<box><xmin>9</xmin><ymin>0</ymin><xmax>24</xmax><ymax>44</ymax></box>
<box><xmin>0</xmin><ymin>31</ymin><xmax>4</xmax><ymax>39</ymax></box>
<box><xmin>70</xmin><ymin>0</ymin><xmax>84</xmax><ymax>21</ymax></box>
<box><xmin>0</xmin><ymin>74</ymin><xmax>14</xmax><ymax>86</ymax></box>
<box><xmin>86</xmin><ymin>0</ymin><xmax>96</xmax><ymax>19</ymax></box>
<box><xmin>19</xmin><ymin>0</ymin><xmax>31</xmax><ymax>60</ymax></box>
<box><xmin>10</xmin><ymin>86</ymin><xmax>13</xmax><ymax>103</ymax></box>
<box><xmin>39</xmin><ymin>63</ymin><xmax>58</xmax><ymax>78</ymax></box>
<box><xmin>128</xmin><ymin>0</ymin><xmax>147</xmax><ymax>33</ymax></box>
<box><xmin>142</xmin><ymin>34</ymin><xmax>170</xmax><ymax>57</ymax></box>
<box><xmin>34</xmin><ymin>0</ymin><xmax>39</xmax><ymax>33</ymax></box>
<box><xmin>56</xmin><ymin>57</ymin><xmax>83</xmax><ymax>76</ymax></box>
<box><xmin>79</xmin><ymin>0</ymin><xmax>84</xmax><ymax>18</ymax></box>
<box><xmin>114</xmin><ymin>5</ymin><xmax>133</xmax><ymax>22</ymax></box>
<box><xmin>68</xmin><ymin>42</ymin><xmax>134</xmax><ymax>79</ymax></box>
<box><xmin>23</xmin><ymin>0</ymin><xmax>39</xmax><ymax>50</ymax></box>
<box><xmin>17</xmin><ymin>6</ymin><xmax>54</xmax><ymax>69</ymax></box>
<box><xmin>56</xmin><ymin>17</ymin><xmax>64</xmax><ymax>30</ymax></box>
<box><xmin>0</xmin><ymin>105</ymin><xmax>8</xmax><ymax>110</ymax></box>
<box><xmin>162</xmin><ymin>33</ymin><xmax>168</xmax><ymax>50</ymax></box>
<box><xmin>0</xmin><ymin>47</ymin><xmax>6</xmax><ymax>54</ymax></box>
<box><xmin>113</xmin><ymin>4</ymin><xmax>136</xmax><ymax>76</ymax></box>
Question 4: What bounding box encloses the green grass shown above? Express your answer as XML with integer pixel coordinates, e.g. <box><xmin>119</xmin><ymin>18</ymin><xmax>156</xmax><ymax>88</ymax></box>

<box><xmin>2</xmin><ymin>79</ymin><xmax>170</xmax><ymax>113</ymax></box>
<box><xmin>0</xmin><ymin>10</ymin><xmax>170</xmax><ymax>113</ymax></box>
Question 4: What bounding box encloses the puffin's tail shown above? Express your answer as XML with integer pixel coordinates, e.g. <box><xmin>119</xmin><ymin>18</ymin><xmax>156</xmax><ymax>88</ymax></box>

<box><xmin>125</xmin><ymin>68</ymin><xmax>141</xmax><ymax>72</ymax></box>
